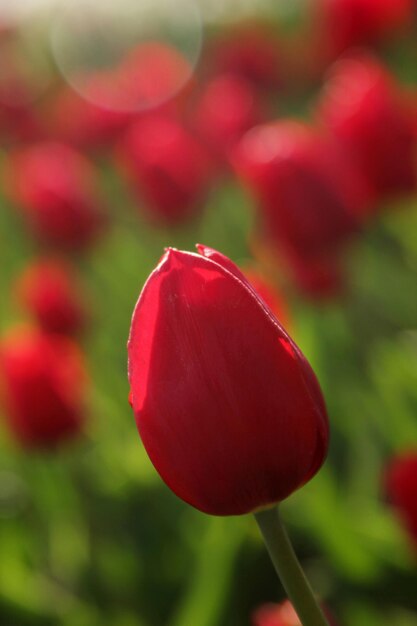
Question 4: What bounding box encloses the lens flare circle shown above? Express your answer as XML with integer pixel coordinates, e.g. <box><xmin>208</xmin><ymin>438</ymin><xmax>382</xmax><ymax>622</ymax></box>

<box><xmin>50</xmin><ymin>0</ymin><xmax>203</xmax><ymax>113</ymax></box>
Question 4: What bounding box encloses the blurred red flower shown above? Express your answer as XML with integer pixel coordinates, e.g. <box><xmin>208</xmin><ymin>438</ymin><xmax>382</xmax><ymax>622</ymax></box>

<box><xmin>4</xmin><ymin>142</ymin><xmax>107</xmax><ymax>251</ymax></box>
<box><xmin>209</xmin><ymin>23</ymin><xmax>282</xmax><ymax>91</ymax></box>
<box><xmin>385</xmin><ymin>452</ymin><xmax>417</xmax><ymax>549</ymax></box>
<box><xmin>46</xmin><ymin>42</ymin><xmax>193</xmax><ymax>151</ymax></box>
<box><xmin>46</xmin><ymin>84</ymin><xmax>132</xmax><ymax>151</ymax></box>
<box><xmin>0</xmin><ymin>327</ymin><xmax>87</xmax><ymax>449</ymax></box>
<box><xmin>316</xmin><ymin>0</ymin><xmax>414</xmax><ymax>59</ymax></box>
<box><xmin>116</xmin><ymin>41</ymin><xmax>195</xmax><ymax>112</ymax></box>
<box><xmin>0</xmin><ymin>28</ymin><xmax>46</xmax><ymax>144</ymax></box>
<box><xmin>193</xmin><ymin>74</ymin><xmax>264</xmax><ymax>167</ymax></box>
<box><xmin>127</xmin><ymin>244</ymin><xmax>329</xmax><ymax>515</ymax></box>
<box><xmin>116</xmin><ymin>114</ymin><xmax>214</xmax><ymax>226</ymax></box>
<box><xmin>318</xmin><ymin>54</ymin><xmax>417</xmax><ymax>201</ymax></box>
<box><xmin>233</xmin><ymin>120</ymin><xmax>370</xmax><ymax>297</ymax></box>
<box><xmin>15</xmin><ymin>258</ymin><xmax>87</xmax><ymax>336</ymax></box>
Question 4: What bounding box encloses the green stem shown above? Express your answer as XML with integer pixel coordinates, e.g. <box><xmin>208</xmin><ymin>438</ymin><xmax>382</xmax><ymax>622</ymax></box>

<box><xmin>254</xmin><ymin>506</ymin><xmax>330</xmax><ymax>626</ymax></box>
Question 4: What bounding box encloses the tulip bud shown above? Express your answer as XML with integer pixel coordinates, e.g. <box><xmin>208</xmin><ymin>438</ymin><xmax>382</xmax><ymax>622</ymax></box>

<box><xmin>116</xmin><ymin>114</ymin><xmax>214</xmax><ymax>226</ymax></box>
<box><xmin>193</xmin><ymin>74</ymin><xmax>263</xmax><ymax>167</ymax></box>
<box><xmin>209</xmin><ymin>23</ymin><xmax>282</xmax><ymax>91</ymax></box>
<box><xmin>385</xmin><ymin>452</ymin><xmax>417</xmax><ymax>550</ymax></box>
<box><xmin>15</xmin><ymin>258</ymin><xmax>87</xmax><ymax>336</ymax></box>
<box><xmin>316</xmin><ymin>0</ymin><xmax>414</xmax><ymax>59</ymax></box>
<box><xmin>318</xmin><ymin>55</ymin><xmax>417</xmax><ymax>201</ymax></box>
<box><xmin>0</xmin><ymin>327</ymin><xmax>87</xmax><ymax>449</ymax></box>
<box><xmin>47</xmin><ymin>84</ymin><xmax>132</xmax><ymax>151</ymax></box>
<box><xmin>232</xmin><ymin>120</ymin><xmax>370</xmax><ymax>298</ymax></box>
<box><xmin>233</xmin><ymin>120</ymin><xmax>368</xmax><ymax>252</ymax></box>
<box><xmin>3</xmin><ymin>142</ymin><xmax>106</xmax><ymax>251</ymax></box>
<box><xmin>128</xmin><ymin>245</ymin><xmax>329</xmax><ymax>515</ymax></box>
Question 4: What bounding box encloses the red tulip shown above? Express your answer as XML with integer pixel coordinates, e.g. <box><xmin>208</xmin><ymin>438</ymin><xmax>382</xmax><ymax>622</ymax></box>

<box><xmin>209</xmin><ymin>23</ymin><xmax>282</xmax><ymax>91</ymax></box>
<box><xmin>233</xmin><ymin>120</ymin><xmax>369</xmax><ymax>250</ymax></box>
<box><xmin>385</xmin><ymin>452</ymin><xmax>417</xmax><ymax>550</ymax></box>
<box><xmin>316</xmin><ymin>0</ymin><xmax>414</xmax><ymax>58</ymax></box>
<box><xmin>318</xmin><ymin>55</ymin><xmax>417</xmax><ymax>201</ymax></box>
<box><xmin>0</xmin><ymin>327</ymin><xmax>87</xmax><ymax>448</ymax></box>
<box><xmin>4</xmin><ymin>142</ymin><xmax>106</xmax><ymax>251</ymax></box>
<box><xmin>116</xmin><ymin>41</ymin><xmax>194</xmax><ymax>112</ymax></box>
<box><xmin>47</xmin><ymin>41</ymin><xmax>192</xmax><ymax>152</ymax></box>
<box><xmin>0</xmin><ymin>29</ymin><xmax>46</xmax><ymax>144</ymax></box>
<box><xmin>46</xmin><ymin>84</ymin><xmax>132</xmax><ymax>151</ymax></box>
<box><xmin>16</xmin><ymin>259</ymin><xmax>87</xmax><ymax>336</ymax></box>
<box><xmin>232</xmin><ymin>120</ymin><xmax>370</xmax><ymax>297</ymax></box>
<box><xmin>128</xmin><ymin>244</ymin><xmax>329</xmax><ymax>515</ymax></box>
<box><xmin>116</xmin><ymin>114</ymin><xmax>214</xmax><ymax>225</ymax></box>
<box><xmin>193</xmin><ymin>74</ymin><xmax>264</xmax><ymax>166</ymax></box>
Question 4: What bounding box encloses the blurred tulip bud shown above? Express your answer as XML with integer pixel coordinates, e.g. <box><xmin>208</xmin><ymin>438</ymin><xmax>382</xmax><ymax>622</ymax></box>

<box><xmin>318</xmin><ymin>54</ymin><xmax>417</xmax><ymax>201</ymax></box>
<box><xmin>385</xmin><ymin>452</ymin><xmax>417</xmax><ymax>550</ymax></box>
<box><xmin>209</xmin><ymin>23</ymin><xmax>282</xmax><ymax>91</ymax></box>
<box><xmin>0</xmin><ymin>28</ymin><xmax>47</xmax><ymax>144</ymax></box>
<box><xmin>193</xmin><ymin>74</ymin><xmax>264</xmax><ymax>167</ymax></box>
<box><xmin>232</xmin><ymin>120</ymin><xmax>370</xmax><ymax>298</ymax></box>
<box><xmin>47</xmin><ymin>41</ymin><xmax>192</xmax><ymax>152</ymax></box>
<box><xmin>0</xmin><ymin>327</ymin><xmax>87</xmax><ymax>449</ymax></box>
<box><xmin>4</xmin><ymin>142</ymin><xmax>107</xmax><ymax>251</ymax></box>
<box><xmin>128</xmin><ymin>244</ymin><xmax>329</xmax><ymax>515</ymax></box>
<box><xmin>46</xmin><ymin>83</ymin><xmax>133</xmax><ymax>151</ymax></box>
<box><xmin>316</xmin><ymin>0</ymin><xmax>414</xmax><ymax>59</ymax></box>
<box><xmin>116</xmin><ymin>41</ymin><xmax>195</xmax><ymax>113</ymax></box>
<box><xmin>116</xmin><ymin>114</ymin><xmax>214</xmax><ymax>226</ymax></box>
<box><xmin>252</xmin><ymin>600</ymin><xmax>337</xmax><ymax>626</ymax></box>
<box><xmin>285</xmin><ymin>250</ymin><xmax>346</xmax><ymax>300</ymax></box>
<box><xmin>15</xmin><ymin>258</ymin><xmax>88</xmax><ymax>336</ymax></box>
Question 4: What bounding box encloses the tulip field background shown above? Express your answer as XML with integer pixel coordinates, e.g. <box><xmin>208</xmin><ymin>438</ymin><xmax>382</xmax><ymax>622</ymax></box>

<box><xmin>1</xmin><ymin>1</ymin><xmax>417</xmax><ymax>625</ymax></box>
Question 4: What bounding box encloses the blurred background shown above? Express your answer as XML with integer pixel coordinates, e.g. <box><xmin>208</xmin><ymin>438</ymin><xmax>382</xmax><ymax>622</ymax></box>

<box><xmin>1</xmin><ymin>0</ymin><xmax>417</xmax><ymax>625</ymax></box>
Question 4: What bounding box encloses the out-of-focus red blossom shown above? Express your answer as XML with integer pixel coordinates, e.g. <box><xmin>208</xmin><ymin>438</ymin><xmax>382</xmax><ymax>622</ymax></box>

<box><xmin>16</xmin><ymin>259</ymin><xmax>87</xmax><ymax>336</ymax></box>
<box><xmin>47</xmin><ymin>43</ymin><xmax>192</xmax><ymax>150</ymax></box>
<box><xmin>116</xmin><ymin>114</ymin><xmax>214</xmax><ymax>225</ymax></box>
<box><xmin>127</xmin><ymin>244</ymin><xmax>329</xmax><ymax>515</ymax></box>
<box><xmin>209</xmin><ymin>24</ymin><xmax>282</xmax><ymax>91</ymax></box>
<box><xmin>250</xmin><ymin>232</ymin><xmax>346</xmax><ymax>301</ymax></box>
<box><xmin>117</xmin><ymin>42</ymin><xmax>195</xmax><ymax>111</ymax></box>
<box><xmin>385</xmin><ymin>452</ymin><xmax>417</xmax><ymax>550</ymax></box>
<box><xmin>0</xmin><ymin>99</ymin><xmax>43</xmax><ymax>144</ymax></box>
<box><xmin>316</xmin><ymin>0</ymin><xmax>414</xmax><ymax>59</ymax></box>
<box><xmin>232</xmin><ymin>120</ymin><xmax>370</xmax><ymax>297</ymax></box>
<box><xmin>318</xmin><ymin>55</ymin><xmax>417</xmax><ymax>201</ymax></box>
<box><xmin>285</xmin><ymin>249</ymin><xmax>346</xmax><ymax>300</ymax></box>
<box><xmin>3</xmin><ymin>142</ymin><xmax>106</xmax><ymax>251</ymax></box>
<box><xmin>252</xmin><ymin>600</ymin><xmax>337</xmax><ymax>626</ymax></box>
<box><xmin>46</xmin><ymin>83</ymin><xmax>133</xmax><ymax>150</ymax></box>
<box><xmin>193</xmin><ymin>74</ymin><xmax>264</xmax><ymax>166</ymax></box>
<box><xmin>0</xmin><ymin>328</ymin><xmax>87</xmax><ymax>449</ymax></box>
<box><xmin>0</xmin><ymin>52</ymin><xmax>44</xmax><ymax>144</ymax></box>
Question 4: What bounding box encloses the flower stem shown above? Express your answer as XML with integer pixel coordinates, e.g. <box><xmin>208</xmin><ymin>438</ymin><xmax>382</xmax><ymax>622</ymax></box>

<box><xmin>254</xmin><ymin>506</ymin><xmax>330</xmax><ymax>626</ymax></box>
